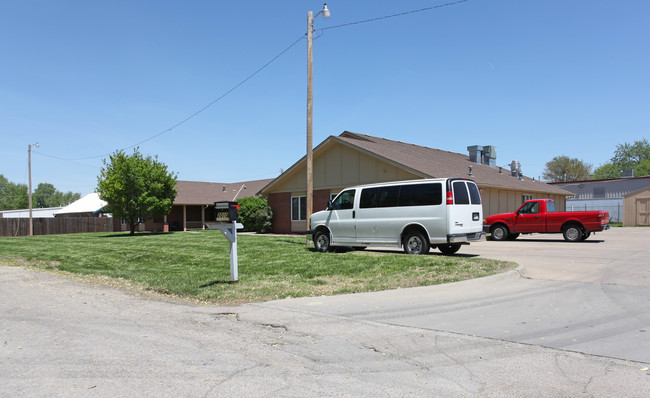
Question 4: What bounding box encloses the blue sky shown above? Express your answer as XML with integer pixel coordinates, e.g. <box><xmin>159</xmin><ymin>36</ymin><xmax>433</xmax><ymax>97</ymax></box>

<box><xmin>1</xmin><ymin>0</ymin><xmax>648</xmax><ymax>195</ymax></box>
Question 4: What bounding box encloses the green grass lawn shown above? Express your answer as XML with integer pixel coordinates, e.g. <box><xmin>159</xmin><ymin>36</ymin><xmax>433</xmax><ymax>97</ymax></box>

<box><xmin>0</xmin><ymin>231</ymin><xmax>516</xmax><ymax>304</ymax></box>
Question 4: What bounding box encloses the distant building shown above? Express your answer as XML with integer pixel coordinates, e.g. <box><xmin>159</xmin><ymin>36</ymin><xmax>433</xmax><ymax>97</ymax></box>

<box><xmin>165</xmin><ymin>179</ymin><xmax>273</xmax><ymax>231</ymax></box>
<box><xmin>551</xmin><ymin>176</ymin><xmax>650</xmax><ymax>223</ymax></box>
<box><xmin>54</xmin><ymin>193</ymin><xmax>109</xmax><ymax>218</ymax></box>
<box><xmin>0</xmin><ymin>207</ymin><xmax>62</xmax><ymax>218</ymax></box>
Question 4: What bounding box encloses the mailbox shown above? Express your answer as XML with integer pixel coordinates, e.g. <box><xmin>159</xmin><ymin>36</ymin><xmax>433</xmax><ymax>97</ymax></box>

<box><xmin>215</xmin><ymin>201</ymin><xmax>239</xmax><ymax>222</ymax></box>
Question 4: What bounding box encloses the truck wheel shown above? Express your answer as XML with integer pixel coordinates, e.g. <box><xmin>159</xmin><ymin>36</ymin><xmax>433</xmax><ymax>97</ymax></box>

<box><xmin>507</xmin><ymin>233</ymin><xmax>520</xmax><ymax>240</ymax></box>
<box><xmin>490</xmin><ymin>225</ymin><xmax>509</xmax><ymax>241</ymax></box>
<box><xmin>438</xmin><ymin>244</ymin><xmax>461</xmax><ymax>255</ymax></box>
<box><xmin>313</xmin><ymin>230</ymin><xmax>331</xmax><ymax>252</ymax></box>
<box><xmin>580</xmin><ymin>231</ymin><xmax>591</xmax><ymax>241</ymax></box>
<box><xmin>403</xmin><ymin>231</ymin><xmax>430</xmax><ymax>255</ymax></box>
<box><xmin>562</xmin><ymin>224</ymin><xmax>583</xmax><ymax>242</ymax></box>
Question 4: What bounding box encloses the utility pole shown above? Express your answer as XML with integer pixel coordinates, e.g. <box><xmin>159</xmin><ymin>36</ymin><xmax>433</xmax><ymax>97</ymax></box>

<box><xmin>306</xmin><ymin>10</ymin><xmax>314</xmax><ymax>240</ymax></box>
<box><xmin>306</xmin><ymin>4</ymin><xmax>330</xmax><ymax>241</ymax></box>
<box><xmin>28</xmin><ymin>142</ymin><xmax>39</xmax><ymax>236</ymax></box>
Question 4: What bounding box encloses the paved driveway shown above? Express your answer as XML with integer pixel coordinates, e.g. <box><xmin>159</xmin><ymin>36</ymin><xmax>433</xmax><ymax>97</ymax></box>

<box><xmin>262</xmin><ymin>228</ymin><xmax>650</xmax><ymax>363</ymax></box>
<box><xmin>2</xmin><ymin>228</ymin><xmax>649</xmax><ymax>396</ymax></box>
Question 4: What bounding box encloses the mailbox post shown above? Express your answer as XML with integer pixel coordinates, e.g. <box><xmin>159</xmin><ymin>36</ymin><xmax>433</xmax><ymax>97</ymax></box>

<box><xmin>206</xmin><ymin>201</ymin><xmax>243</xmax><ymax>283</ymax></box>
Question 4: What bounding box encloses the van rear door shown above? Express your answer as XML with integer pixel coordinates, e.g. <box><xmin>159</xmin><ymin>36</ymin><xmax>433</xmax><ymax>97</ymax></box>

<box><xmin>447</xmin><ymin>180</ymin><xmax>483</xmax><ymax>238</ymax></box>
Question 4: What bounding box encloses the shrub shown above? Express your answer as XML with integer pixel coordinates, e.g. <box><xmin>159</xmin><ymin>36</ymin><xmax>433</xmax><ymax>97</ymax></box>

<box><xmin>237</xmin><ymin>197</ymin><xmax>273</xmax><ymax>233</ymax></box>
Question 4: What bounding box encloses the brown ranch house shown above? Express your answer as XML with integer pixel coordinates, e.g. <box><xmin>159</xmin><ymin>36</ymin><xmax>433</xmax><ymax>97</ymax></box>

<box><xmin>129</xmin><ymin>179</ymin><xmax>273</xmax><ymax>232</ymax></box>
<box><xmin>259</xmin><ymin>131</ymin><xmax>572</xmax><ymax>234</ymax></box>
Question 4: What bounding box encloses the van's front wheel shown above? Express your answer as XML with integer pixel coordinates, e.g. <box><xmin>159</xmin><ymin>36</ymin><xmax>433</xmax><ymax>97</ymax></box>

<box><xmin>403</xmin><ymin>231</ymin><xmax>430</xmax><ymax>255</ymax></box>
<box><xmin>313</xmin><ymin>230</ymin><xmax>331</xmax><ymax>252</ymax></box>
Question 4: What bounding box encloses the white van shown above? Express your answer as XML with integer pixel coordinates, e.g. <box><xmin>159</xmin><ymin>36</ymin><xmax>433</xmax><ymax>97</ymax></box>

<box><xmin>308</xmin><ymin>178</ymin><xmax>485</xmax><ymax>255</ymax></box>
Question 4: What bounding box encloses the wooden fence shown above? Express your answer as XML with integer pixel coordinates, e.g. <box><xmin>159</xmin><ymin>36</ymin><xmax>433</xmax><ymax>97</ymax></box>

<box><xmin>0</xmin><ymin>217</ymin><xmax>115</xmax><ymax>237</ymax></box>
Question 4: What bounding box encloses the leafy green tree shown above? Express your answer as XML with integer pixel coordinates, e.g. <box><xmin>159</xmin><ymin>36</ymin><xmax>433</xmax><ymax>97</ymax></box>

<box><xmin>542</xmin><ymin>156</ymin><xmax>593</xmax><ymax>182</ymax></box>
<box><xmin>611</xmin><ymin>139</ymin><xmax>650</xmax><ymax>170</ymax></box>
<box><xmin>592</xmin><ymin>163</ymin><xmax>620</xmax><ymax>180</ymax></box>
<box><xmin>636</xmin><ymin>159</ymin><xmax>650</xmax><ymax>176</ymax></box>
<box><xmin>33</xmin><ymin>183</ymin><xmax>56</xmax><ymax>208</ymax></box>
<box><xmin>34</xmin><ymin>183</ymin><xmax>82</xmax><ymax>208</ymax></box>
<box><xmin>97</xmin><ymin>149</ymin><xmax>177</xmax><ymax>235</ymax></box>
<box><xmin>0</xmin><ymin>174</ymin><xmax>28</xmax><ymax>210</ymax></box>
<box><xmin>237</xmin><ymin>196</ymin><xmax>273</xmax><ymax>233</ymax></box>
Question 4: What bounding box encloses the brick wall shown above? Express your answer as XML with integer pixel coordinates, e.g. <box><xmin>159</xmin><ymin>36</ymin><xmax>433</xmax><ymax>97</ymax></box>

<box><xmin>268</xmin><ymin>192</ymin><xmax>291</xmax><ymax>234</ymax></box>
<box><xmin>313</xmin><ymin>189</ymin><xmax>331</xmax><ymax>212</ymax></box>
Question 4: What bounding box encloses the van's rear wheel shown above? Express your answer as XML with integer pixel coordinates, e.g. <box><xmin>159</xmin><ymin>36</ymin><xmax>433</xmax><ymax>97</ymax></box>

<box><xmin>403</xmin><ymin>231</ymin><xmax>430</xmax><ymax>255</ymax></box>
<box><xmin>438</xmin><ymin>244</ymin><xmax>461</xmax><ymax>255</ymax></box>
<box><xmin>313</xmin><ymin>230</ymin><xmax>331</xmax><ymax>252</ymax></box>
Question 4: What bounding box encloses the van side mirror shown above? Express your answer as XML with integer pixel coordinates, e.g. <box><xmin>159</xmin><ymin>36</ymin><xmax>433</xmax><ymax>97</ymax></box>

<box><xmin>327</xmin><ymin>200</ymin><xmax>333</xmax><ymax>210</ymax></box>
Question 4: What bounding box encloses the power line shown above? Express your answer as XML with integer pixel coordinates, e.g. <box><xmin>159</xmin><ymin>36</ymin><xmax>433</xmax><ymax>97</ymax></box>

<box><xmin>320</xmin><ymin>0</ymin><xmax>469</xmax><ymax>32</ymax></box>
<box><xmin>37</xmin><ymin>0</ymin><xmax>470</xmax><ymax>162</ymax></box>
<box><xmin>40</xmin><ymin>34</ymin><xmax>306</xmax><ymax>162</ymax></box>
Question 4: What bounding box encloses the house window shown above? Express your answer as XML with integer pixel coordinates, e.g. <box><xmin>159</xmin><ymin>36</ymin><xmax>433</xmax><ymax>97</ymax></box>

<box><xmin>291</xmin><ymin>196</ymin><xmax>307</xmax><ymax>221</ymax></box>
<box><xmin>522</xmin><ymin>194</ymin><xmax>533</xmax><ymax>203</ymax></box>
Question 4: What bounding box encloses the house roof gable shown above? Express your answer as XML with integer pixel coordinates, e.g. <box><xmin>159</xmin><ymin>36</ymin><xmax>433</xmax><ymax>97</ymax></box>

<box><xmin>261</xmin><ymin>131</ymin><xmax>571</xmax><ymax>196</ymax></box>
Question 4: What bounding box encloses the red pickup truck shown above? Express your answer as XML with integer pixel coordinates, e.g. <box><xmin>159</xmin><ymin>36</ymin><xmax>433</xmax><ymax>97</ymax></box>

<box><xmin>483</xmin><ymin>199</ymin><xmax>610</xmax><ymax>242</ymax></box>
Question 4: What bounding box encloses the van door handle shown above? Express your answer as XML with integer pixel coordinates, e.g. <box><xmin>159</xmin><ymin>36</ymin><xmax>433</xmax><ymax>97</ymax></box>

<box><xmin>353</xmin><ymin>211</ymin><xmax>356</xmax><ymax>219</ymax></box>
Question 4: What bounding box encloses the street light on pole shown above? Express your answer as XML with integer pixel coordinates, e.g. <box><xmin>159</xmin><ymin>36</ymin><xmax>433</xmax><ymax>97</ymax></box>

<box><xmin>306</xmin><ymin>3</ymin><xmax>330</xmax><ymax>240</ymax></box>
<box><xmin>28</xmin><ymin>142</ymin><xmax>39</xmax><ymax>236</ymax></box>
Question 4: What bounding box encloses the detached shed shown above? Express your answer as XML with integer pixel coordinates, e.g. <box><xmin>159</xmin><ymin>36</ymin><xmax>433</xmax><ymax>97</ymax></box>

<box><xmin>623</xmin><ymin>187</ymin><xmax>650</xmax><ymax>226</ymax></box>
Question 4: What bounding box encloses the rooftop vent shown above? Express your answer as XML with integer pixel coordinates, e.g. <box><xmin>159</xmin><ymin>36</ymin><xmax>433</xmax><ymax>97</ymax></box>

<box><xmin>467</xmin><ymin>145</ymin><xmax>497</xmax><ymax>167</ymax></box>
<box><xmin>510</xmin><ymin>160</ymin><xmax>523</xmax><ymax>180</ymax></box>
<box><xmin>621</xmin><ymin>169</ymin><xmax>635</xmax><ymax>178</ymax></box>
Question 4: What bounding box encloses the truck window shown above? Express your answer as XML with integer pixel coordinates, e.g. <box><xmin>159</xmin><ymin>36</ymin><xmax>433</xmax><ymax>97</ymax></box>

<box><xmin>452</xmin><ymin>181</ymin><xmax>470</xmax><ymax>205</ymax></box>
<box><xmin>332</xmin><ymin>189</ymin><xmax>355</xmax><ymax>210</ymax></box>
<box><xmin>519</xmin><ymin>202</ymin><xmax>539</xmax><ymax>214</ymax></box>
<box><xmin>399</xmin><ymin>183</ymin><xmax>442</xmax><ymax>206</ymax></box>
<box><xmin>467</xmin><ymin>182</ymin><xmax>481</xmax><ymax>205</ymax></box>
<box><xmin>546</xmin><ymin>201</ymin><xmax>556</xmax><ymax>212</ymax></box>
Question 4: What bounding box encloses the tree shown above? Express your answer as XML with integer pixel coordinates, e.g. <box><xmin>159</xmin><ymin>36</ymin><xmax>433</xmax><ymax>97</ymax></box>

<box><xmin>611</xmin><ymin>139</ymin><xmax>650</xmax><ymax>170</ymax></box>
<box><xmin>237</xmin><ymin>196</ymin><xmax>273</xmax><ymax>233</ymax></box>
<box><xmin>542</xmin><ymin>156</ymin><xmax>593</xmax><ymax>182</ymax></box>
<box><xmin>0</xmin><ymin>174</ymin><xmax>28</xmax><ymax>210</ymax></box>
<box><xmin>97</xmin><ymin>149</ymin><xmax>177</xmax><ymax>235</ymax></box>
<box><xmin>592</xmin><ymin>163</ymin><xmax>620</xmax><ymax>180</ymax></box>
<box><xmin>34</xmin><ymin>183</ymin><xmax>81</xmax><ymax>208</ymax></box>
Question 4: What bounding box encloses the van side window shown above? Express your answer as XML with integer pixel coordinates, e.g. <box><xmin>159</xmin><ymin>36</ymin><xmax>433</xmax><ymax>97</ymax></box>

<box><xmin>467</xmin><ymin>182</ymin><xmax>481</xmax><ymax>205</ymax></box>
<box><xmin>453</xmin><ymin>181</ymin><xmax>470</xmax><ymax>204</ymax></box>
<box><xmin>360</xmin><ymin>187</ymin><xmax>378</xmax><ymax>208</ymax></box>
<box><xmin>332</xmin><ymin>189</ymin><xmax>355</xmax><ymax>210</ymax></box>
<box><xmin>399</xmin><ymin>183</ymin><xmax>442</xmax><ymax>206</ymax></box>
<box><xmin>377</xmin><ymin>186</ymin><xmax>400</xmax><ymax>207</ymax></box>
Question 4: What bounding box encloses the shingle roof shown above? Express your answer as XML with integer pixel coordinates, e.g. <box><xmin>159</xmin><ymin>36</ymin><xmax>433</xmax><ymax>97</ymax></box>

<box><xmin>261</xmin><ymin>131</ymin><xmax>571</xmax><ymax>196</ymax></box>
<box><xmin>334</xmin><ymin>132</ymin><xmax>569</xmax><ymax>195</ymax></box>
<box><xmin>174</xmin><ymin>179</ymin><xmax>274</xmax><ymax>205</ymax></box>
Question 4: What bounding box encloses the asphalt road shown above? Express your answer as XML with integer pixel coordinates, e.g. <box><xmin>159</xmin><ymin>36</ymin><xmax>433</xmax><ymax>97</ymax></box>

<box><xmin>2</xmin><ymin>228</ymin><xmax>649</xmax><ymax>397</ymax></box>
<box><xmin>265</xmin><ymin>228</ymin><xmax>650</xmax><ymax>363</ymax></box>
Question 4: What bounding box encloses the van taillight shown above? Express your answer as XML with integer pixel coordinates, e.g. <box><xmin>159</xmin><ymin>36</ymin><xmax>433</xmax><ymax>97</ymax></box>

<box><xmin>446</xmin><ymin>191</ymin><xmax>454</xmax><ymax>205</ymax></box>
